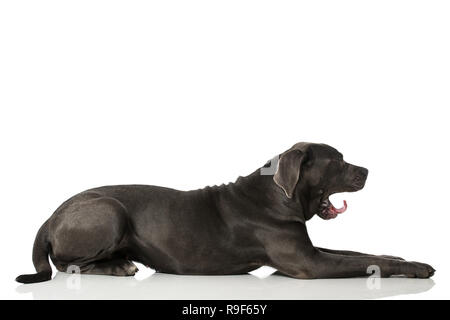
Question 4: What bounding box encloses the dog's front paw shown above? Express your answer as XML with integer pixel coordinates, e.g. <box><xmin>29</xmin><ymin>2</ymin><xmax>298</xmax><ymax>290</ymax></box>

<box><xmin>409</xmin><ymin>261</ymin><xmax>435</xmax><ymax>278</ymax></box>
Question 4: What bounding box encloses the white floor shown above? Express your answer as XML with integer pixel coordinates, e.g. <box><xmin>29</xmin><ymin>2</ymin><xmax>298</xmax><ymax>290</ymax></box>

<box><xmin>6</xmin><ymin>267</ymin><xmax>439</xmax><ymax>300</ymax></box>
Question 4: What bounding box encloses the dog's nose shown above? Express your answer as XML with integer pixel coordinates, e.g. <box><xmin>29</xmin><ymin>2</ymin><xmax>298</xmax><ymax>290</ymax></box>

<box><xmin>360</xmin><ymin>167</ymin><xmax>369</xmax><ymax>179</ymax></box>
<box><xmin>352</xmin><ymin>166</ymin><xmax>368</xmax><ymax>189</ymax></box>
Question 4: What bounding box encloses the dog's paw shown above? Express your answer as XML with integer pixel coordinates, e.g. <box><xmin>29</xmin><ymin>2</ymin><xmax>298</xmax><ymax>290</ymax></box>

<box><xmin>117</xmin><ymin>261</ymin><xmax>139</xmax><ymax>276</ymax></box>
<box><xmin>124</xmin><ymin>263</ymin><xmax>139</xmax><ymax>276</ymax></box>
<box><xmin>409</xmin><ymin>261</ymin><xmax>435</xmax><ymax>278</ymax></box>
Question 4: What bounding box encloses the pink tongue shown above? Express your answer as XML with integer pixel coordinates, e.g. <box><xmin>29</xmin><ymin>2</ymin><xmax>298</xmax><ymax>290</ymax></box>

<box><xmin>331</xmin><ymin>200</ymin><xmax>347</xmax><ymax>214</ymax></box>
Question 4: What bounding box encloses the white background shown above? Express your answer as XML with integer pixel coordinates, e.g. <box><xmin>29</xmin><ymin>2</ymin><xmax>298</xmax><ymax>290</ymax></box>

<box><xmin>0</xmin><ymin>1</ymin><xmax>449</xmax><ymax>299</ymax></box>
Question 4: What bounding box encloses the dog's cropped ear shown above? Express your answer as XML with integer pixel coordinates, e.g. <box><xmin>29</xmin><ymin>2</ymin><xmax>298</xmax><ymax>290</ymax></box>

<box><xmin>273</xmin><ymin>149</ymin><xmax>306</xmax><ymax>198</ymax></box>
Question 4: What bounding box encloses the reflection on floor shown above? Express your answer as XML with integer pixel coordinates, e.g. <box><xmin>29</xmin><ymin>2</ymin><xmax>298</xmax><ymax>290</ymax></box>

<box><xmin>16</xmin><ymin>271</ymin><xmax>434</xmax><ymax>300</ymax></box>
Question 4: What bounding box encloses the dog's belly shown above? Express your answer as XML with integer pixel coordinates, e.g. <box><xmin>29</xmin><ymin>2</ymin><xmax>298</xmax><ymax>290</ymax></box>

<box><xmin>128</xmin><ymin>213</ymin><xmax>265</xmax><ymax>274</ymax></box>
<box><xmin>130</xmin><ymin>235</ymin><xmax>262</xmax><ymax>275</ymax></box>
<box><xmin>127</xmin><ymin>198</ymin><xmax>265</xmax><ymax>274</ymax></box>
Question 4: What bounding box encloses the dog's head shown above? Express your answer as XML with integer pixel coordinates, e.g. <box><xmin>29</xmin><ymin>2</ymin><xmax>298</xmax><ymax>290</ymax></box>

<box><xmin>273</xmin><ymin>142</ymin><xmax>368</xmax><ymax>220</ymax></box>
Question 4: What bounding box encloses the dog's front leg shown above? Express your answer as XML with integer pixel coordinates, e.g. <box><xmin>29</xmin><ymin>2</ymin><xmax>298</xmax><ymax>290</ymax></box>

<box><xmin>273</xmin><ymin>249</ymin><xmax>434</xmax><ymax>279</ymax></box>
<box><xmin>315</xmin><ymin>247</ymin><xmax>405</xmax><ymax>261</ymax></box>
<box><xmin>267</xmin><ymin>225</ymin><xmax>434</xmax><ymax>279</ymax></box>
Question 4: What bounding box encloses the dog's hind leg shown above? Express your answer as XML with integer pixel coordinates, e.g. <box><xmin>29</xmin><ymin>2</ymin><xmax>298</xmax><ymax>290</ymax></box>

<box><xmin>49</xmin><ymin>193</ymin><xmax>136</xmax><ymax>277</ymax></box>
<box><xmin>65</xmin><ymin>259</ymin><xmax>139</xmax><ymax>276</ymax></box>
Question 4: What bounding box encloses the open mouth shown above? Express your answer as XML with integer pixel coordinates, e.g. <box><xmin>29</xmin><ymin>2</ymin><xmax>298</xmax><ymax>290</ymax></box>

<box><xmin>318</xmin><ymin>196</ymin><xmax>348</xmax><ymax>220</ymax></box>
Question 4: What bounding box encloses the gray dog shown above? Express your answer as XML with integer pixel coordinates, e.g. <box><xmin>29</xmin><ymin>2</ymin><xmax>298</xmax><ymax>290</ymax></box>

<box><xmin>16</xmin><ymin>142</ymin><xmax>434</xmax><ymax>283</ymax></box>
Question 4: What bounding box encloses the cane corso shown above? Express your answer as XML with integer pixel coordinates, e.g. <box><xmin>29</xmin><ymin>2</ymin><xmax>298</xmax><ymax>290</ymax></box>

<box><xmin>16</xmin><ymin>142</ymin><xmax>434</xmax><ymax>283</ymax></box>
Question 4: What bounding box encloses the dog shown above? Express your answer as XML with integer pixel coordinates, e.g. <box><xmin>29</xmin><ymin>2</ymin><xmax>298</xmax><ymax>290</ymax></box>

<box><xmin>16</xmin><ymin>142</ymin><xmax>434</xmax><ymax>283</ymax></box>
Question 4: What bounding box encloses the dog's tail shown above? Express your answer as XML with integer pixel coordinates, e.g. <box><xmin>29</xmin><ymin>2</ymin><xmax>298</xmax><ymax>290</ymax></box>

<box><xmin>16</xmin><ymin>220</ymin><xmax>52</xmax><ymax>284</ymax></box>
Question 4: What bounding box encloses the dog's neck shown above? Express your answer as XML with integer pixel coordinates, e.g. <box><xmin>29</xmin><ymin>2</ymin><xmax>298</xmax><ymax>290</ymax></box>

<box><xmin>219</xmin><ymin>167</ymin><xmax>309</xmax><ymax>223</ymax></box>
